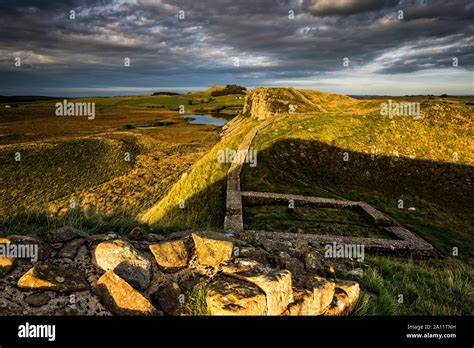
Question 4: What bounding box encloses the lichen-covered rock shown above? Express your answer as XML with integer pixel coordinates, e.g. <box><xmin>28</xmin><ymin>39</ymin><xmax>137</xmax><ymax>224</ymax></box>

<box><xmin>303</xmin><ymin>251</ymin><xmax>322</xmax><ymax>273</ymax></box>
<box><xmin>7</xmin><ymin>235</ymin><xmax>51</xmax><ymax>261</ymax></box>
<box><xmin>96</xmin><ymin>270</ymin><xmax>158</xmax><ymax>316</ymax></box>
<box><xmin>206</xmin><ymin>276</ymin><xmax>266</xmax><ymax>315</ymax></box>
<box><xmin>151</xmin><ymin>282</ymin><xmax>185</xmax><ymax>316</ymax></box>
<box><xmin>93</xmin><ymin>239</ymin><xmax>151</xmax><ymax>290</ymax></box>
<box><xmin>238</xmin><ymin>246</ymin><xmax>271</xmax><ymax>266</ymax></box>
<box><xmin>0</xmin><ymin>298</ymin><xmax>26</xmax><ymax>315</ymax></box>
<box><xmin>129</xmin><ymin>227</ymin><xmax>147</xmax><ymax>241</ymax></box>
<box><xmin>285</xmin><ymin>288</ymin><xmax>314</xmax><ymax>316</ymax></box>
<box><xmin>47</xmin><ymin>226</ymin><xmax>88</xmax><ymax>243</ymax></box>
<box><xmin>149</xmin><ymin>239</ymin><xmax>189</xmax><ymax>271</ymax></box>
<box><xmin>222</xmin><ymin>259</ymin><xmax>292</xmax><ymax>315</ymax></box>
<box><xmin>335</xmin><ymin>280</ymin><xmax>360</xmax><ymax>306</ymax></box>
<box><xmin>57</xmin><ymin>238</ymin><xmax>85</xmax><ymax>259</ymax></box>
<box><xmin>191</xmin><ymin>233</ymin><xmax>233</xmax><ymax>267</ymax></box>
<box><xmin>25</xmin><ymin>293</ymin><xmax>50</xmax><ymax>307</ymax></box>
<box><xmin>17</xmin><ymin>263</ymin><xmax>89</xmax><ymax>292</ymax></box>
<box><xmin>269</xmin><ymin>251</ymin><xmax>305</xmax><ymax>275</ymax></box>
<box><xmin>324</xmin><ymin>290</ymin><xmax>350</xmax><ymax>316</ymax></box>
<box><xmin>306</xmin><ymin>276</ymin><xmax>335</xmax><ymax>314</ymax></box>
<box><xmin>0</xmin><ymin>238</ymin><xmax>16</xmax><ymax>276</ymax></box>
<box><xmin>285</xmin><ymin>274</ymin><xmax>335</xmax><ymax>315</ymax></box>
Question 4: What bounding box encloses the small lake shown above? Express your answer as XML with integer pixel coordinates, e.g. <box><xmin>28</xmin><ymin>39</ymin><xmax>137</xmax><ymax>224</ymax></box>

<box><xmin>181</xmin><ymin>114</ymin><xmax>228</xmax><ymax>126</ymax></box>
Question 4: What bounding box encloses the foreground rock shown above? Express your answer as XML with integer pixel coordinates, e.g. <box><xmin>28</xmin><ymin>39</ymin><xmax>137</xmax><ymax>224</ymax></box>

<box><xmin>206</xmin><ymin>276</ymin><xmax>266</xmax><ymax>315</ymax></box>
<box><xmin>1</xmin><ymin>229</ymin><xmax>362</xmax><ymax>317</ymax></box>
<box><xmin>149</xmin><ymin>239</ymin><xmax>189</xmax><ymax>272</ymax></box>
<box><xmin>191</xmin><ymin>233</ymin><xmax>233</xmax><ymax>266</ymax></box>
<box><xmin>17</xmin><ymin>263</ymin><xmax>89</xmax><ymax>292</ymax></box>
<box><xmin>7</xmin><ymin>235</ymin><xmax>51</xmax><ymax>261</ymax></box>
<box><xmin>0</xmin><ymin>238</ymin><xmax>16</xmax><ymax>276</ymax></box>
<box><xmin>222</xmin><ymin>259</ymin><xmax>292</xmax><ymax>315</ymax></box>
<box><xmin>24</xmin><ymin>293</ymin><xmax>50</xmax><ymax>307</ymax></box>
<box><xmin>96</xmin><ymin>270</ymin><xmax>158</xmax><ymax>316</ymax></box>
<box><xmin>57</xmin><ymin>238</ymin><xmax>86</xmax><ymax>259</ymax></box>
<box><xmin>335</xmin><ymin>280</ymin><xmax>360</xmax><ymax>306</ymax></box>
<box><xmin>324</xmin><ymin>281</ymin><xmax>360</xmax><ymax>316</ymax></box>
<box><xmin>47</xmin><ymin>226</ymin><xmax>88</xmax><ymax>243</ymax></box>
<box><xmin>151</xmin><ymin>282</ymin><xmax>185</xmax><ymax>316</ymax></box>
<box><xmin>93</xmin><ymin>239</ymin><xmax>151</xmax><ymax>290</ymax></box>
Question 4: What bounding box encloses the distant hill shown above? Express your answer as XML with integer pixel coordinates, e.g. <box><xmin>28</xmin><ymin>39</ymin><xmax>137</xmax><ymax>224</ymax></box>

<box><xmin>151</xmin><ymin>91</ymin><xmax>182</xmax><ymax>96</ymax></box>
<box><xmin>242</xmin><ymin>87</ymin><xmax>356</xmax><ymax>119</ymax></box>
<box><xmin>0</xmin><ymin>96</ymin><xmax>62</xmax><ymax>103</ymax></box>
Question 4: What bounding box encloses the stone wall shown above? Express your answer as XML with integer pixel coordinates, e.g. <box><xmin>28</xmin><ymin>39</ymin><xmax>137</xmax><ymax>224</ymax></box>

<box><xmin>0</xmin><ymin>228</ymin><xmax>362</xmax><ymax>316</ymax></box>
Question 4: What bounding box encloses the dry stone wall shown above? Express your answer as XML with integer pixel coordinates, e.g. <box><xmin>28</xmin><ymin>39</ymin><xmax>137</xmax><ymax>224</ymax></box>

<box><xmin>0</xmin><ymin>227</ymin><xmax>361</xmax><ymax>316</ymax></box>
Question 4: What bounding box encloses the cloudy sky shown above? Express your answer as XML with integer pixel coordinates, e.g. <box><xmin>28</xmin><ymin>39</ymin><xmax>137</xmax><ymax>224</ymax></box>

<box><xmin>0</xmin><ymin>0</ymin><xmax>473</xmax><ymax>96</ymax></box>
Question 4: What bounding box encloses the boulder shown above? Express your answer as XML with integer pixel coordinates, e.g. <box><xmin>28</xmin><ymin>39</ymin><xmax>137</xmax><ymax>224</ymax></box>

<box><xmin>335</xmin><ymin>280</ymin><xmax>360</xmax><ymax>306</ymax></box>
<box><xmin>149</xmin><ymin>239</ymin><xmax>189</xmax><ymax>272</ymax></box>
<box><xmin>129</xmin><ymin>227</ymin><xmax>147</xmax><ymax>241</ymax></box>
<box><xmin>222</xmin><ymin>259</ymin><xmax>292</xmax><ymax>315</ymax></box>
<box><xmin>92</xmin><ymin>239</ymin><xmax>151</xmax><ymax>290</ymax></box>
<box><xmin>324</xmin><ymin>290</ymin><xmax>350</xmax><ymax>316</ymax></box>
<box><xmin>285</xmin><ymin>288</ymin><xmax>314</xmax><ymax>316</ymax></box>
<box><xmin>25</xmin><ymin>293</ymin><xmax>50</xmax><ymax>307</ymax></box>
<box><xmin>238</xmin><ymin>246</ymin><xmax>271</xmax><ymax>266</ymax></box>
<box><xmin>0</xmin><ymin>238</ymin><xmax>16</xmax><ymax>276</ymax></box>
<box><xmin>17</xmin><ymin>263</ymin><xmax>89</xmax><ymax>292</ymax></box>
<box><xmin>87</xmin><ymin>234</ymin><xmax>117</xmax><ymax>243</ymax></box>
<box><xmin>206</xmin><ymin>276</ymin><xmax>266</xmax><ymax>315</ymax></box>
<box><xmin>286</xmin><ymin>276</ymin><xmax>335</xmax><ymax>316</ymax></box>
<box><xmin>7</xmin><ymin>235</ymin><xmax>51</xmax><ymax>261</ymax></box>
<box><xmin>303</xmin><ymin>251</ymin><xmax>322</xmax><ymax>273</ymax></box>
<box><xmin>269</xmin><ymin>251</ymin><xmax>305</xmax><ymax>275</ymax></box>
<box><xmin>191</xmin><ymin>233</ymin><xmax>233</xmax><ymax>267</ymax></box>
<box><xmin>146</xmin><ymin>233</ymin><xmax>165</xmax><ymax>243</ymax></box>
<box><xmin>305</xmin><ymin>276</ymin><xmax>335</xmax><ymax>314</ymax></box>
<box><xmin>151</xmin><ymin>282</ymin><xmax>185</xmax><ymax>316</ymax></box>
<box><xmin>96</xmin><ymin>270</ymin><xmax>158</xmax><ymax>316</ymax></box>
<box><xmin>57</xmin><ymin>238</ymin><xmax>86</xmax><ymax>259</ymax></box>
<box><xmin>47</xmin><ymin>226</ymin><xmax>88</xmax><ymax>243</ymax></box>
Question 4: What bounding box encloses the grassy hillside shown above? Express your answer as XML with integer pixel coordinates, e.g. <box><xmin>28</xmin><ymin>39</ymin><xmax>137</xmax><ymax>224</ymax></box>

<box><xmin>139</xmin><ymin>116</ymin><xmax>259</xmax><ymax>230</ymax></box>
<box><xmin>0</xmin><ymin>86</ymin><xmax>472</xmax><ymax>315</ymax></box>
<box><xmin>237</xmin><ymin>88</ymin><xmax>473</xmax><ymax>315</ymax></box>
<box><xmin>0</xmin><ymin>92</ymin><xmax>239</xmax><ymax>235</ymax></box>
<box><xmin>240</xmin><ymin>94</ymin><xmax>473</xmax><ymax>260</ymax></box>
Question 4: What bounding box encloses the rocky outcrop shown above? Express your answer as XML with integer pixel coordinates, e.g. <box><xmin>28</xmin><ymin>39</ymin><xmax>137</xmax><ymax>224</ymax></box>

<box><xmin>222</xmin><ymin>259</ymin><xmax>292</xmax><ymax>315</ymax></box>
<box><xmin>149</xmin><ymin>239</ymin><xmax>189</xmax><ymax>271</ymax></box>
<box><xmin>242</xmin><ymin>88</ymin><xmax>279</xmax><ymax>120</ymax></box>
<box><xmin>17</xmin><ymin>263</ymin><xmax>89</xmax><ymax>293</ymax></box>
<box><xmin>96</xmin><ymin>270</ymin><xmax>158</xmax><ymax>316</ymax></box>
<box><xmin>206</xmin><ymin>276</ymin><xmax>267</xmax><ymax>315</ymax></box>
<box><xmin>0</xmin><ymin>238</ymin><xmax>16</xmax><ymax>276</ymax></box>
<box><xmin>191</xmin><ymin>233</ymin><xmax>233</xmax><ymax>267</ymax></box>
<box><xmin>0</xmin><ymin>228</ymin><xmax>361</xmax><ymax>316</ymax></box>
<box><xmin>92</xmin><ymin>239</ymin><xmax>151</xmax><ymax>290</ymax></box>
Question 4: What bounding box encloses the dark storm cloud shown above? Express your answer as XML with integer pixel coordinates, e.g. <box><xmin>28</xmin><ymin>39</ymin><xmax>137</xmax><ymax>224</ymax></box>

<box><xmin>302</xmin><ymin>0</ymin><xmax>398</xmax><ymax>16</ymax></box>
<box><xmin>0</xmin><ymin>0</ymin><xmax>472</xmax><ymax>95</ymax></box>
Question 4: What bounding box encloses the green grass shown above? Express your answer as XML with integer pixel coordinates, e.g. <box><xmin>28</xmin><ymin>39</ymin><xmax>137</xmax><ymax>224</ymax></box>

<box><xmin>346</xmin><ymin>257</ymin><xmax>473</xmax><ymax>315</ymax></box>
<box><xmin>0</xmin><ymin>137</ymin><xmax>138</xmax><ymax>215</ymax></box>
<box><xmin>140</xmin><ymin>117</ymin><xmax>259</xmax><ymax>229</ymax></box>
<box><xmin>241</xmin><ymin>99</ymin><xmax>473</xmax><ymax>261</ymax></box>
<box><xmin>243</xmin><ymin>204</ymin><xmax>392</xmax><ymax>239</ymax></box>
<box><xmin>184</xmin><ymin>285</ymin><xmax>209</xmax><ymax>316</ymax></box>
<box><xmin>0</xmin><ymin>92</ymin><xmax>230</xmax><ymax>228</ymax></box>
<box><xmin>1</xmin><ymin>87</ymin><xmax>472</xmax><ymax>316</ymax></box>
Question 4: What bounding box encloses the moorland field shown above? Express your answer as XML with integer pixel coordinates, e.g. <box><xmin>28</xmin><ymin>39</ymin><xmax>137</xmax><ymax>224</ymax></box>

<box><xmin>0</xmin><ymin>86</ymin><xmax>472</xmax><ymax>315</ymax></box>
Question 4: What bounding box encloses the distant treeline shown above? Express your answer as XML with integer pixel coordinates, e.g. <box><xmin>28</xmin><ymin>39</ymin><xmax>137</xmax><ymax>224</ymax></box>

<box><xmin>152</xmin><ymin>91</ymin><xmax>182</xmax><ymax>96</ymax></box>
<box><xmin>210</xmin><ymin>85</ymin><xmax>247</xmax><ymax>96</ymax></box>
